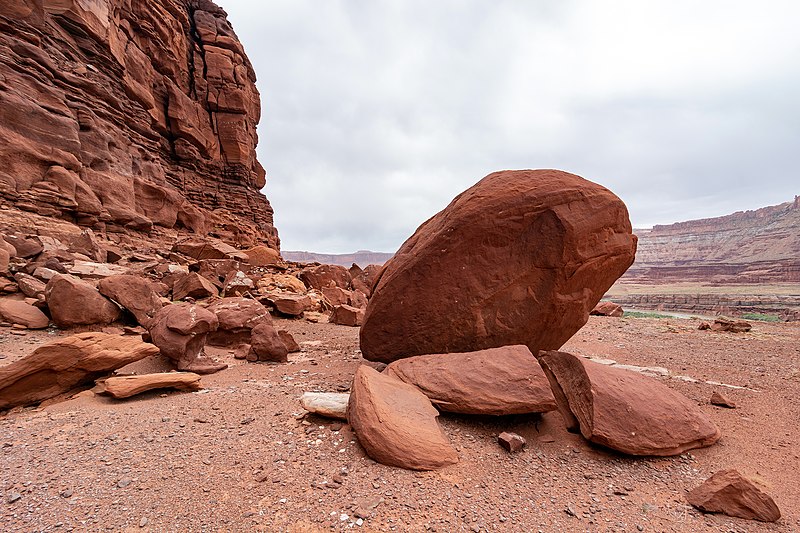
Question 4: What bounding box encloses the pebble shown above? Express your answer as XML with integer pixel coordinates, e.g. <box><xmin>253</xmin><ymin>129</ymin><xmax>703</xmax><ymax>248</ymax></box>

<box><xmin>60</xmin><ymin>489</ymin><xmax>73</xmax><ymax>498</ymax></box>
<box><xmin>6</xmin><ymin>492</ymin><xmax>22</xmax><ymax>503</ymax></box>
<box><xmin>139</xmin><ymin>517</ymin><xmax>149</xmax><ymax>527</ymax></box>
<box><xmin>117</xmin><ymin>478</ymin><xmax>132</xmax><ymax>488</ymax></box>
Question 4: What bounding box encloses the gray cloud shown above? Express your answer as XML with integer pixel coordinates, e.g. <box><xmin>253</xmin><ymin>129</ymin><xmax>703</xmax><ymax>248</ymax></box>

<box><xmin>223</xmin><ymin>0</ymin><xmax>800</xmax><ymax>252</ymax></box>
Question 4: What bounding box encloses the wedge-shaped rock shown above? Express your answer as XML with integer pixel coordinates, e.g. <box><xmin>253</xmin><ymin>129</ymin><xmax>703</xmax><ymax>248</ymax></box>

<box><xmin>687</xmin><ymin>470</ymin><xmax>780</xmax><ymax>522</ymax></box>
<box><xmin>0</xmin><ymin>298</ymin><xmax>49</xmax><ymax>329</ymax></box>
<box><xmin>385</xmin><ymin>345</ymin><xmax>556</xmax><ymax>415</ymax></box>
<box><xmin>347</xmin><ymin>365</ymin><xmax>458</xmax><ymax>470</ymax></box>
<box><xmin>101</xmin><ymin>372</ymin><xmax>202</xmax><ymax>399</ymax></box>
<box><xmin>360</xmin><ymin>169</ymin><xmax>637</xmax><ymax>363</ymax></box>
<box><xmin>0</xmin><ymin>333</ymin><xmax>158</xmax><ymax>409</ymax></box>
<box><xmin>98</xmin><ymin>275</ymin><xmax>164</xmax><ymax>327</ymax></box>
<box><xmin>537</xmin><ymin>350</ymin><xmax>721</xmax><ymax>456</ymax></box>
<box><xmin>147</xmin><ymin>304</ymin><xmax>225</xmax><ymax>374</ymax></box>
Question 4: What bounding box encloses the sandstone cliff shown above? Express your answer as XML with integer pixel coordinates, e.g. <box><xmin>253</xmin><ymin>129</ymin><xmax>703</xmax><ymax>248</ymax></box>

<box><xmin>0</xmin><ymin>0</ymin><xmax>278</xmax><ymax>249</ymax></box>
<box><xmin>622</xmin><ymin>197</ymin><xmax>800</xmax><ymax>284</ymax></box>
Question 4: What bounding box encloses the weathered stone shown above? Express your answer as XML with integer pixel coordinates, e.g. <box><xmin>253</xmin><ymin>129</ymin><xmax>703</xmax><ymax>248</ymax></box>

<box><xmin>0</xmin><ymin>298</ymin><xmax>49</xmax><ymax>329</ymax></box>
<box><xmin>710</xmin><ymin>391</ymin><xmax>736</xmax><ymax>408</ymax></box>
<box><xmin>222</xmin><ymin>270</ymin><xmax>254</xmax><ymax>296</ymax></box>
<box><xmin>244</xmin><ymin>245</ymin><xmax>280</xmax><ymax>266</ymax></box>
<box><xmin>147</xmin><ymin>303</ymin><xmax>225</xmax><ymax>374</ymax></box>
<box><xmin>256</xmin><ymin>274</ymin><xmax>307</xmax><ymax>294</ymax></box>
<box><xmin>360</xmin><ymin>170</ymin><xmax>637</xmax><ymax>363</ymax></box>
<box><xmin>68</xmin><ymin>261</ymin><xmax>128</xmax><ymax>279</ymax></box>
<box><xmin>498</xmin><ymin>432</ymin><xmax>526</xmax><ymax>453</ymax></box>
<box><xmin>299</xmin><ymin>264</ymin><xmax>351</xmax><ymax>290</ymax></box>
<box><xmin>687</xmin><ymin>470</ymin><xmax>781</xmax><ymax>522</ymax></box>
<box><xmin>711</xmin><ymin>317</ymin><xmax>752</xmax><ymax>333</ymax></box>
<box><xmin>300</xmin><ymin>392</ymin><xmax>349</xmax><ymax>420</ymax></box>
<box><xmin>330</xmin><ymin>304</ymin><xmax>364</xmax><ymax>327</ymax></box>
<box><xmin>13</xmin><ymin>273</ymin><xmax>46</xmax><ymax>299</ymax></box>
<box><xmin>248</xmin><ymin>322</ymin><xmax>288</xmax><ymax>362</ymax></box>
<box><xmin>3</xmin><ymin>235</ymin><xmax>43</xmax><ymax>258</ymax></box>
<box><xmin>385</xmin><ymin>345</ymin><xmax>556</xmax><ymax>415</ymax></box>
<box><xmin>322</xmin><ymin>286</ymin><xmax>351</xmax><ymax>307</ymax></box>
<box><xmin>268</xmin><ymin>293</ymin><xmax>311</xmax><ymax>317</ymax></box>
<box><xmin>590</xmin><ymin>301</ymin><xmax>624</xmax><ymax>317</ymax></box>
<box><xmin>172</xmin><ymin>272</ymin><xmax>218</xmax><ymax>301</ymax></box>
<box><xmin>98</xmin><ymin>275</ymin><xmax>164</xmax><ymax>327</ymax></box>
<box><xmin>100</xmin><ymin>372</ymin><xmax>202</xmax><ymax>399</ymax></box>
<box><xmin>277</xmin><ymin>330</ymin><xmax>300</xmax><ymax>353</ymax></box>
<box><xmin>537</xmin><ymin>350</ymin><xmax>721</xmax><ymax>456</ymax></box>
<box><xmin>0</xmin><ymin>332</ymin><xmax>158</xmax><ymax>409</ymax></box>
<box><xmin>172</xmin><ymin>239</ymin><xmax>247</xmax><ymax>261</ymax></box>
<box><xmin>347</xmin><ymin>365</ymin><xmax>458</xmax><ymax>470</ymax></box>
<box><xmin>206</xmin><ymin>297</ymin><xmax>271</xmax><ymax>346</ymax></box>
<box><xmin>45</xmin><ymin>274</ymin><xmax>122</xmax><ymax>328</ymax></box>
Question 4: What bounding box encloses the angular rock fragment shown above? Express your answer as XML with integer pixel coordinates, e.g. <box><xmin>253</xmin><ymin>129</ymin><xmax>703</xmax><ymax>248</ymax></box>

<box><xmin>98</xmin><ymin>275</ymin><xmax>164</xmax><ymax>327</ymax></box>
<box><xmin>330</xmin><ymin>304</ymin><xmax>364</xmax><ymax>327</ymax></box>
<box><xmin>299</xmin><ymin>264</ymin><xmax>351</xmax><ymax>290</ymax></box>
<box><xmin>248</xmin><ymin>322</ymin><xmax>288</xmax><ymax>362</ymax></box>
<box><xmin>13</xmin><ymin>273</ymin><xmax>46</xmax><ymax>299</ymax></box>
<box><xmin>710</xmin><ymin>391</ymin><xmax>736</xmax><ymax>408</ymax></box>
<box><xmin>0</xmin><ymin>298</ymin><xmax>49</xmax><ymax>329</ymax></box>
<box><xmin>243</xmin><ymin>245</ymin><xmax>280</xmax><ymax>266</ymax></box>
<box><xmin>537</xmin><ymin>350</ymin><xmax>721</xmax><ymax>456</ymax></box>
<box><xmin>100</xmin><ymin>372</ymin><xmax>202</xmax><ymax>399</ymax></box>
<box><xmin>206</xmin><ymin>297</ymin><xmax>271</xmax><ymax>346</ymax></box>
<box><xmin>498</xmin><ymin>432</ymin><xmax>526</xmax><ymax>453</ymax></box>
<box><xmin>712</xmin><ymin>317</ymin><xmax>752</xmax><ymax>333</ymax></box>
<box><xmin>147</xmin><ymin>304</ymin><xmax>226</xmax><ymax>374</ymax></box>
<box><xmin>687</xmin><ymin>470</ymin><xmax>780</xmax><ymax>522</ymax></box>
<box><xmin>172</xmin><ymin>272</ymin><xmax>218</xmax><ymax>301</ymax></box>
<box><xmin>267</xmin><ymin>294</ymin><xmax>311</xmax><ymax>317</ymax></box>
<box><xmin>278</xmin><ymin>330</ymin><xmax>300</xmax><ymax>353</ymax></box>
<box><xmin>172</xmin><ymin>239</ymin><xmax>247</xmax><ymax>261</ymax></box>
<box><xmin>385</xmin><ymin>345</ymin><xmax>556</xmax><ymax>415</ymax></box>
<box><xmin>590</xmin><ymin>301</ymin><xmax>624</xmax><ymax>317</ymax></box>
<box><xmin>45</xmin><ymin>274</ymin><xmax>122</xmax><ymax>328</ymax></box>
<box><xmin>300</xmin><ymin>392</ymin><xmax>350</xmax><ymax>420</ymax></box>
<box><xmin>347</xmin><ymin>365</ymin><xmax>458</xmax><ymax>470</ymax></box>
<box><xmin>0</xmin><ymin>332</ymin><xmax>158</xmax><ymax>409</ymax></box>
<box><xmin>360</xmin><ymin>169</ymin><xmax>637</xmax><ymax>363</ymax></box>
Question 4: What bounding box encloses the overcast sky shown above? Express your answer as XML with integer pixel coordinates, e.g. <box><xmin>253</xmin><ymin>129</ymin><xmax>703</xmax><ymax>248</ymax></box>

<box><xmin>223</xmin><ymin>1</ymin><xmax>800</xmax><ymax>253</ymax></box>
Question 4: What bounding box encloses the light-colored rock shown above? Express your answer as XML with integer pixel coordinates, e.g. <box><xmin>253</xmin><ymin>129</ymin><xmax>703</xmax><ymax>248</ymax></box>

<box><xmin>300</xmin><ymin>392</ymin><xmax>349</xmax><ymax>420</ymax></box>
<box><xmin>68</xmin><ymin>261</ymin><xmax>129</xmax><ymax>279</ymax></box>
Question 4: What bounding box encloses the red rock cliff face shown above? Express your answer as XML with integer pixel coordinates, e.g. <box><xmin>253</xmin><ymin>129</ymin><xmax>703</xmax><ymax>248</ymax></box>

<box><xmin>0</xmin><ymin>0</ymin><xmax>278</xmax><ymax>249</ymax></box>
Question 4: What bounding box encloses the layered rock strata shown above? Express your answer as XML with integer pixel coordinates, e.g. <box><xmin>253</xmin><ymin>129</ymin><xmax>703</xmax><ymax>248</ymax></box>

<box><xmin>0</xmin><ymin>0</ymin><xmax>278</xmax><ymax>248</ymax></box>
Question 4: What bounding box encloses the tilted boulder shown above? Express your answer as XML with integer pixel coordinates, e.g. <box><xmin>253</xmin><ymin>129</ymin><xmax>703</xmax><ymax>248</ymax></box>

<box><xmin>172</xmin><ymin>239</ymin><xmax>248</xmax><ymax>262</ymax></box>
<box><xmin>686</xmin><ymin>470</ymin><xmax>780</xmax><ymax>522</ymax></box>
<box><xmin>385</xmin><ymin>345</ymin><xmax>556</xmax><ymax>415</ymax></box>
<box><xmin>712</xmin><ymin>317</ymin><xmax>752</xmax><ymax>333</ymax></box>
<box><xmin>206</xmin><ymin>297</ymin><xmax>271</xmax><ymax>346</ymax></box>
<box><xmin>266</xmin><ymin>293</ymin><xmax>312</xmax><ymax>317</ymax></box>
<box><xmin>98</xmin><ymin>274</ymin><xmax>164</xmax><ymax>327</ymax></box>
<box><xmin>147</xmin><ymin>303</ymin><xmax>226</xmax><ymax>374</ymax></box>
<box><xmin>360</xmin><ymin>169</ymin><xmax>637</xmax><ymax>363</ymax></box>
<box><xmin>243</xmin><ymin>245</ymin><xmax>280</xmax><ymax>266</ymax></box>
<box><xmin>172</xmin><ymin>272</ymin><xmax>218</xmax><ymax>301</ymax></box>
<box><xmin>299</xmin><ymin>264</ymin><xmax>351</xmax><ymax>290</ymax></box>
<box><xmin>45</xmin><ymin>274</ymin><xmax>122</xmax><ymax>328</ymax></box>
<box><xmin>590</xmin><ymin>301</ymin><xmax>624</xmax><ymax>317</ymax></box>
<box><xmin>0</xmin><ymin>332</ymin><xmax>158</xmax><ymax>409</ymax></box>
<box><xmin>330</xmin><ymin>304</ymin><xmax>364</xmax><ymax>327</ymax></box>
<box><xmin>278</xmin><ymin>330</ymin><xmax>300</xmax><ymax>353</ymax></box>
<box><xmin>0</xmin><ymin>298</ymin><xmax>49</xmax><ymax>329</ymax></box>
<box><xmin>348</xmin><ymin>365</ymin><xmax>458</xmax><ymax>470</ymax></box>
<box><xmin>248</xmin><ymin>322</ymin><xmax>288</xmax><ymax>362</ymax></box>
<box><xmin>536</xmin><ymin>350</ymin><xmax>721</xmax><ymax>456</ymax></box>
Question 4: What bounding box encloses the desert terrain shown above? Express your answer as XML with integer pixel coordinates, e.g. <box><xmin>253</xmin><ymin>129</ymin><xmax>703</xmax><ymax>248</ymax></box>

<box><xmin>2</xmin><ymin>314</ymin><xmax>798</xmax><ymax>532</ymax></box>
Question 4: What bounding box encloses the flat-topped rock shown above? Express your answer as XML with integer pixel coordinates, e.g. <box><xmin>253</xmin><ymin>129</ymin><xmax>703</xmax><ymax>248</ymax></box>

<box><xmin>100</xmin><ymin>372</ymin><xmax>202</xmax><ymax>399</ymax></box>
<box><xmin>687</xmin><ymin>470</ymin><xmax>781</xmax><ymax>522</ymax></box>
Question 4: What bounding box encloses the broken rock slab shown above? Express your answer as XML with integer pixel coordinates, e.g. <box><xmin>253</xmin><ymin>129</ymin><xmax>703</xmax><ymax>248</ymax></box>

<box><xmin>537</xmin><ymin>350</ymin><xmax>721</xmax><ymax>456</ymax></box>
<box><xmin>0</xmin><ymin>332</ymin><xmax>159</xmax><ymax>409</ymax></box>
<box><xmin>385</xmin><ymin>345</ymin><xmax>556</xmax><ymax>415</ymax></box>
<box><xmin>45</xmin><ymin>274</ymin><xmax>122</xmax><ymax>328</ymax></box>
<box><xmin>98</xmin><ymin>274</ymin><xmax>164</xmax><ymax>327</ymax></box>
<box><xmin>329</xmin><ymin>304</ymin><xmax>364</xmax><ymax>327</ymax></box>
<box><xmin>347</xmin><ymin>365</ymin><xmax>458</xmax><ymax>470</ymax></box>
<box><xmin>590</xmin><ymin>301</ymin><xmax>624</xmax><ymax>317</ymax></box>
<box><xmin>300</xmin><ymin>392</ymin><xmax>349</xmax><ymax>420</ymax></box>
<box><xmin>686</xmin><ymin>469</ymin><xmax>781</xmax><ymax>522</ymax></box>
<box><xmin>0</xmin><ymin>298</ymin><xmax>49</xmax><ymax>329</ymax></box>
<box><xmin>147</xmin><ymin>303</ymin><xmax>226</xmax><ymax>374</ymax></box>
<box><xmin>100</xmin><ymin>372</ymin><xmax>202</xmax><ymax>399</ymax></box>
<box><xmin>498</xmin><ymin>431</ymin><xmax>526</xmax><ymax>453</ymax></box>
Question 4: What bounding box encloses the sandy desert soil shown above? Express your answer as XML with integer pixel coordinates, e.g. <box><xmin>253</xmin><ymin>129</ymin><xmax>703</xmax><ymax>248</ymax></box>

<box><xmin>1</xmin><ymin>315</ymin><xmax>798</xmax><ymax>532</ymax></box>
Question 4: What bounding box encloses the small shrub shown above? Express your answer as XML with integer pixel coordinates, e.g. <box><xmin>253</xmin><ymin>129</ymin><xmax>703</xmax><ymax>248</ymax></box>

<box><xmin>623</xmin><ymin>311</ymin><xmax>673</xmax><ymax>319</ymax></box>
<box><xmin>741</xmin><ymin>313</ymin><xmax>782</xmax><ymax>323</ymax></box>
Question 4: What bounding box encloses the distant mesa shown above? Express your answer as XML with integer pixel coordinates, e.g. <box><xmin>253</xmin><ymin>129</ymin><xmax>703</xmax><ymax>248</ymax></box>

<box><xmin>283</xmin><ymin>250</ymin><xmax>395</xmax><ymax>268</ymax></box>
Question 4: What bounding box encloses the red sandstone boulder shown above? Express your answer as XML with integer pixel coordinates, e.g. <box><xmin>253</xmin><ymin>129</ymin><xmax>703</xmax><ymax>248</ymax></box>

<box><xmin>206</xmin><ymin>297</ymin><xmax>271</xmax><ymax>346</ymax></box>
<box><xmin>267</xmin><ymin>293</ymin><xmax>312</xmax><ymax>317</ymax></box>
<box><xmin>385</xmin><ymin>345</ymin><xmax>556</xmax><ymax>415</ymax></box>
<box><xmin>221</xmin><ymin>270</ymin><xmax>254</xmax><ymax>296</ymax></box>
<box><xmin>330</xmin><ymin>304</ymin><xmax>364</xmax><ymax>327</ymax></box>
<box><xmin>712</xmin><ymin>316</ymin><xmax>752</xmax><ymax>333</ymax></box>
<box><xmin>13</xmin><ymin>273</ymin><xmax>46</xmax><ymax>299</ymax></box>
<box><xmin>98</xmin><ymin>274</ymin><xmax>164</xmax><ymax>327</ymax></box>
<box><xmin>537</xmin><ymin>350</ymin><xmax>721</xmax><ymax>456</ymax></box>
<box><xmin>347</xmin><ymin>365</ymin><xmax>458</xmax><ymax>470</ymax></box>
<box><xmin>172</xmin><ymin>272</ymin><xmax>218</xmax><ymax>301</ymax></box>
<box><xmin>0</xmin><ymin>248</ymin><xmax>9</xmax><ymax>274</ymax></box>
<box><xmin>360</xmin><ymin>170</ymin><xmax>637</xmax><ymax>363</ymax></box>
<box><xmin>100</xmin><ymin>372</ymin><xmax>202</xmax><ymax>399</ymax></box>
<box><xmin>278</xmin><ymin>330</ymin><xmax>301</xmax><ymax>353</ymax></box>
<box><xmin>45</xmin><ymin>274</ymin><xmax>122</xmax><ymax>328</ymax></box>
<box><xmin>248</xmin><ymin>322</ymin><xmax>288</xmax><ymax>362</ymax></box>
<box><xmin>322</xmin><ymin>286</ymin><xmax>351</xmax><ymax>307</ymax></box>
<box><xmin>243</xmin><ymin>245</ymin><xmax>280</xmax><ymax>266</ymax></box>
<box><xmin>686</xmin><ymin>470</ymin><xmax>780</xmax><ymax>522</ymax></box>
<box><xmin>147</xmin><ymin>303</ymin><xmax>225</xmax><ymax>374</ymax></box>
<box><xmin>3</xmin><ymin>235</ymin><xmax>43</xmax><ymax>258</ymax></box>
<box><xmin>172</xmin><ymin>239</ymin><xmax>248</xmax><ymax>262</ymax></box>
<box><xmin>0</xmin><ymin>298</ymin><xmax>49</xmax><ymax>329</ymax></box>
<box><xmin>299</xmin><ymin>264</ymin><xmax>351</xmax><ymax>290</ymax></box>
<box><xmin>0</xmin><ymin>332</ymin><xmax>159</xmax><ymax>409</ymax></box>
<box><xmin>590</xmin><ymin>301</ymin><xmax>624</xmax><ymax>317</ymax></box>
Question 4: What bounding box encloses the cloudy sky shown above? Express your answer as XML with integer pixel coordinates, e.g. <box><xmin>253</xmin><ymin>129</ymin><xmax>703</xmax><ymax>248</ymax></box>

<box><xmin>223</xmin><ymin>1</ymin><xmax>800</xmax><ymax>253</ymax></box>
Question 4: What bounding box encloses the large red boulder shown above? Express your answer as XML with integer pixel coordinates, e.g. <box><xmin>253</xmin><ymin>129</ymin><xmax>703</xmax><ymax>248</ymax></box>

<box><xmin>686</xmin><ymin>470</ymin><xmax>781</xmax><ymax>522</ymax></box>
<box><xmin>206</xmin><ymin>297</ymin><xmax>271</xmax><ymax>346</ymax></box>
<box><xmin>0</xmin><ymin>298</ymin><xmax>49</xmax><ymax>329</ymax></box>
<box><xmin>147</xmin><ymin>303</ymin><xmax>225</xmax><ymax>374</ymax></box>
<box><xmin>98</xmin><ymin>274</ymin><xmax>164</xmax><ymax>327</ymax></box>
<box><xmin>248</xmin><ymin>322</ymin><xmax>288</xmax><ymax>362</ymax></box>
<box><xmin>299</xmin><ymin>264</ymin><xmax>351</xmax><ymax>290</ymax></box>
<box><xmin>347</xmin><ymin>365</ymin><xmax>458</xmax><ymax>470</ymax></box>
<box><xmin>359</xmin><ymin>170</ymin><xmax>637</xmax><ymax>363</ymax></box>
<box><xmin>385</xmin><ymin>345</ymin><xmax>555</xmax><ymax>415</ymax></box>
<box><xmin>536</xmin><ymin>350</ymin><xmax>721</xmax><ymax>456</ymax></box>
<box><xmin>45</xmin><ymin>274</ymin><xmax>122</xmax><ymax>328</ymax></box>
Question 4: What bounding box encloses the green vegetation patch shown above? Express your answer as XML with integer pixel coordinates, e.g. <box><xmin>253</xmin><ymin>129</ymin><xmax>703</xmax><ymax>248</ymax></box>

<box><xmin>741</xmin><ymin>312</ymin><xmax>782</xmax><ymax>322</ymax></box>
<box><xmin>623</xmin><ymin>311</ymin><xmax>673</xmax><ymax>319</ymax></box>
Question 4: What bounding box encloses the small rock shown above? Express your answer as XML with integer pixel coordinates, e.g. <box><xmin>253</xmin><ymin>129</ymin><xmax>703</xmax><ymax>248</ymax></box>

<box><xmin>498</xmin><ymin>431</ymin><xmax>526</xmax><ymax>453</ymax></box>
<box><xmin>139</xmin><ymin>517</ymin><xmax>149</xmax><ymax>528</ymax></box>
<box><xmin>60</xmin><ymin>489</ymin><xmax>73</xmax><ymax>498</ymax></box>
<box><xmin>6</xmin><ymin>491</ymin><xmax>22</xmax><ymax>503</ymax></box>
<box><xmin>710</xmin><ymin>391</ymin><xmax>736</xmax><ymax>408</ymax></box>
<box><xmin>117</xmin><ymin>478</ymin><xmax>132</xmax><ymax>488</ymax></box>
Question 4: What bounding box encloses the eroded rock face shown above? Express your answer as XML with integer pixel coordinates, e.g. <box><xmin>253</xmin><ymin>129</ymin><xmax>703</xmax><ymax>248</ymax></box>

<box><xmin>0</xmin><ymin>332</ymin><xmax>159</xmax><ymax>409</ymax></box>
<box><xmin>147</xmin><ymin>303</ymin><xmax>225</xmax><ymax>374</ymax></box>
<box><xmin>537</xmin><ymin>350</ymin><xmax>721</xmax><ymax>456</ymax></box>
<box><xmin>347</xmin><ymin>365</ymin><xmax>458</xmax><ymax>471</ymax></box>
<box><xmin>206</xmin><ymin>297</ymin><xmax>271</xmax><ymax>346</ymax></box>
<box><xmin>687</xmin><ymin>470</ymin><xmax>781</xmax><ymax>522</ymax></box>
<box><xmin>0</xmin><ymin>0</ymin><xmax>278</xmax><ymax>248</ymax></box>
<box><xmin>360</xmin><ymin>170</ymin><xmax>637</xmax><ymax>363</ymax></box>
<box><xmin>98</xmin><ymin>274</ymin><xmax>164</xmax><ymax>327</ymax></box>
<box><xmin>385</xmin><ymin>345</ymin><xmax>556</xmax><ymax>415</ymax></box>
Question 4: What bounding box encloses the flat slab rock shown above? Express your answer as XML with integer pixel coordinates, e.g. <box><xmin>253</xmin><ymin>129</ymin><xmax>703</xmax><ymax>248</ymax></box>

<box><xmin>360</xmin><ymin>169</ymin><xmax>637</xmax><ymax>363</ymax></box>
<box><xmin>300</xmin><ymin>392</ymin><xmax>349</xmax><ymax>420</ymax></box>
<box><xmin>385</xmin><ymin>345</ymin><xmax>556</xmax><ymax>415</ymax></box>
<box><xmin>687</xmin><ymin>469</ymin><xmax>781</xmax><ymax>522</ymax></box>
<box><xmin>0</xmin><ymin>332</ymin><xmax>159</xmax><ymax>410</ymax></box>
<box><xmin>100</xmin><ymin>372</ymin><xmax>202</xmax><ymax>399</ymax></box>
<box><xmin>537</xmin><ymin>350</ymin><xmax>721</xmax><ymax>456</ymax></box>
<box><xmin>347</xmin><ymin>365</ymin><xmax>458</xmax><ymax>471</ymax></box>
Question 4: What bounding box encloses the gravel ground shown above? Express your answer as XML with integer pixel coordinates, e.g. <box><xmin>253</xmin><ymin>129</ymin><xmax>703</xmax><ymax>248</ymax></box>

<box><xmin>1</xmin><ymin>315</ymin><xmax>798</xmax><ymax>532</ymax></box>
